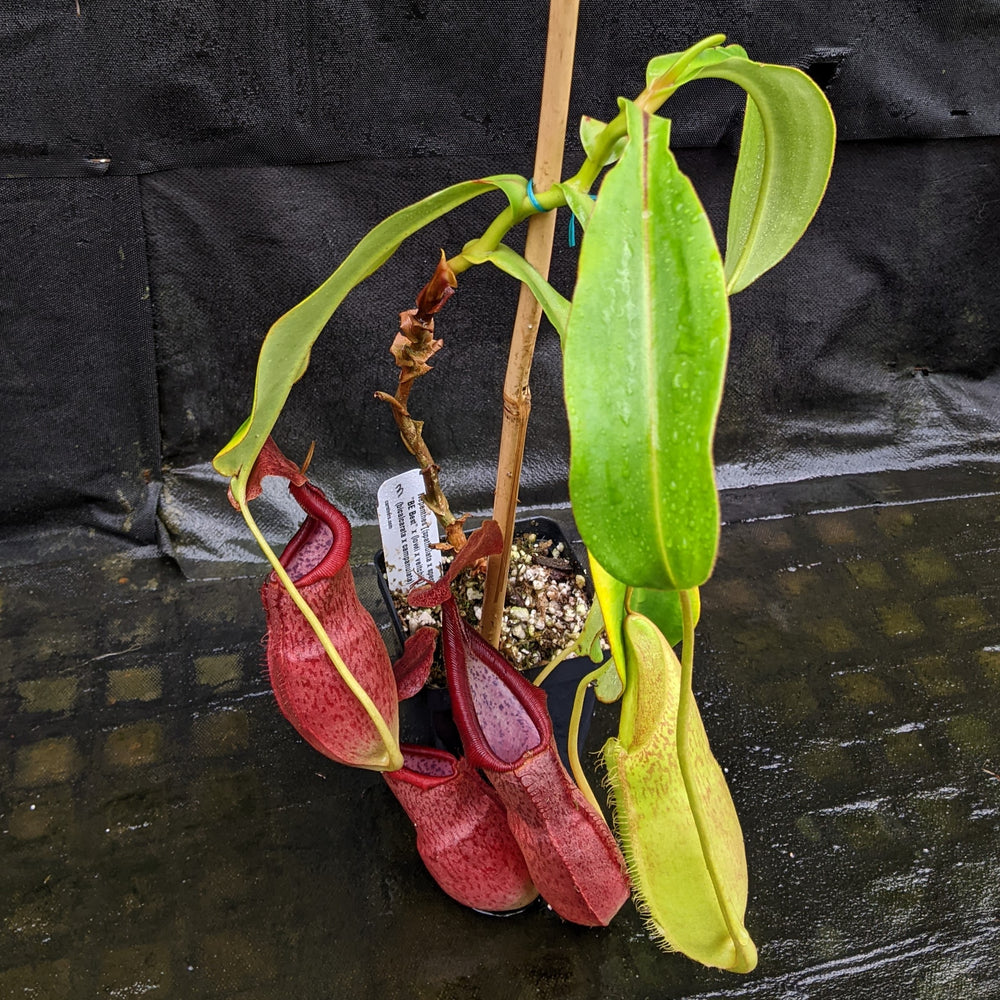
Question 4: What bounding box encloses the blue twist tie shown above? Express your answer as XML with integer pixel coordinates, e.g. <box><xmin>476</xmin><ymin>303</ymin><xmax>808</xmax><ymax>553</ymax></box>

<box><xmin>568</xmin><ymin>194</ymin><xmax>598</xmax><ymax>248</ymax></box>
<box><xmin>526</xmin><ymin>178</ymin><xmax>545</xmax><ymax>212</ymax></box>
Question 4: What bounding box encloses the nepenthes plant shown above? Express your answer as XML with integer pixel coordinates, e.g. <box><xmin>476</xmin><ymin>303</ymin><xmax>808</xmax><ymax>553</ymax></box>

<box><xmin>213</xmin><ymin>33</ymin><xmax>835</xmax><ymax>972</ymax></box>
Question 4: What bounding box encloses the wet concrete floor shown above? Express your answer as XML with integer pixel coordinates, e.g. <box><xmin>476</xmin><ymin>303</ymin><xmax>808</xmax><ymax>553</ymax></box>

<box><xmin>2</xmin><ymin>466</ymin><xmax>999</xmax><ymax>998</ymax></box>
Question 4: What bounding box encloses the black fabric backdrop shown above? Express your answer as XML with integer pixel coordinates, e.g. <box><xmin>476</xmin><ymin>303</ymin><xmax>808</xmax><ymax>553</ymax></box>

<box><xmin>1</xmin><ymin>1</ymin><xmax>998</xmax><ymax>566</ymax></box>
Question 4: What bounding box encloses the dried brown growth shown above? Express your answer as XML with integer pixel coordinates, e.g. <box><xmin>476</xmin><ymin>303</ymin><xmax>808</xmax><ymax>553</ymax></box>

<box><xmin>376</xmin><ymin>253</ymin><xmax>468</xmax><ymax>552</ymax></box>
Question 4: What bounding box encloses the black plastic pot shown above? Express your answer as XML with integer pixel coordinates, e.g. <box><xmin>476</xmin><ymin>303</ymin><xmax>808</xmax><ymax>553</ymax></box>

<box><xmin>374</xmin><ymin>516</ymin><xmax>600</xmax><ymax>770</ymax></box>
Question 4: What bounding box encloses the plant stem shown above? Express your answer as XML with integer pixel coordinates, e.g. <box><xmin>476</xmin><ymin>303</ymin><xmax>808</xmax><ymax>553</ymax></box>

<box><xmin>480</xmin><ymin>0</ymin><xmax>581</xmax><ymax>647</ymax></box>
<box><xmin>531</xmin><ymin>643</ymin><xmax>574</xmax><ymax>689</ymax></box>
<box><xmin>567</xmin><ymin>663</ymin><xmax>607</xmax><ymax>816</ymax></box>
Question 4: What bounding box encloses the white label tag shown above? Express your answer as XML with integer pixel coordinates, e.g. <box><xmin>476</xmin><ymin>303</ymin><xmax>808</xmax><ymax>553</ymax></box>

<box><xmin>376</xmin><ymin>469</ymin><xmax>443</xmax><ymax>593</ymax></box>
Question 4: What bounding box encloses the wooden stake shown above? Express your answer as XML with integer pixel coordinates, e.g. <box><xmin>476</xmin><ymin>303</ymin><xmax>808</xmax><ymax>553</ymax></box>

<box><xmin>480</xmin><ymin>0</ymin><xmax>580</xmax><ymax>647</ymax></box>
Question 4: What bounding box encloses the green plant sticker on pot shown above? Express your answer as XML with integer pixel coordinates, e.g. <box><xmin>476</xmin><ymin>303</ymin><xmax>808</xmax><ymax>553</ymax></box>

<box><xmin>565</xmin><ymin>100</ymin><xmax>730</xmax><ymax>592</ymax></box>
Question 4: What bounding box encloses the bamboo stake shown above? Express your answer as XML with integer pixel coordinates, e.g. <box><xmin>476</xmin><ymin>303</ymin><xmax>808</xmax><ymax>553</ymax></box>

<box><xmin>479</xmin><ymin>0</ymin><xmax>581</xmax><ymax>647</ymax></box>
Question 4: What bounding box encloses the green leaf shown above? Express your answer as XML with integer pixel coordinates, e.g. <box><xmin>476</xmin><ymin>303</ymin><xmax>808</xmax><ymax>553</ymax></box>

<box><xmin>604</xmin><ymin>613</ymin><xmax>756</xmax><ymax>972</ymax></box>
<box><xmin>460</xmin><ymin>243</ymin><xmax>570</xmax><ymax>343</ymax></box>
<box><xmin>484</xmin><ymin>175</ymin><xmax>534</xmax><ymax>218</ymax></box>
<box><xmin>593</xmin><ymin>658</ymin><xmax>624</xmax><ymax>703</ymax></box>
<box><xmin>579</xmin><ymin>116</ymin><xmax>628</xmax><ymax>168</ymax></box>
<box><xmin>644</xmin><ymin>37</ymin><xmax>745</xmax><ymax>90</ymax></box>
<box><xmin>557</xmin><ymin>182</ymin><xmax>598</xmax><ymax>234</ymax></box>
<box><xmin>575</xmin><ymin>597</ymin><xmax>608</xmax><ymax>664</ymax></box>
<box><xmin>213</xmin><ymin>175</ymin><xmax>529</xmax><ymax>480</ymax></box>
<box><xmin>693</xmin><ymin>59</ymin><xmax>836</xmax><ymax>293</ymax></box>
<box><xmin>626</xmin><ymin>585</ymin><xmax>700</xmax><ymax>647</ymax></box>
<box><xmin>565</xmin><ymin>100</ymin><xmax>730</xmax><ymax>591</ymax></box>
<box><xmin>642</xmin><ymin>40</ymin><xmax>835</xmax><ymax>293</ymax></box>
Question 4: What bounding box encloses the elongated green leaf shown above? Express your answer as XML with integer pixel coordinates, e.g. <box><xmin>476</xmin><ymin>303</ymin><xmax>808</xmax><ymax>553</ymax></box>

<box><xmin>565</xmin><ymin>100</ymin><xmax>730</xmax><ymax>591</ymax></box>
<box><xmin>460</xmin><ymin>243</ymin><xmax>570</xmax><ymax>343</ymax></box>
<box><xmin>692</xmin><ymin>60</ymin><xmax>835</xmax><ymax>293</ymax></box>
<box><xmin>213</xmin><ymin>175</ymin><xmax>529</xmax><ymax>479</ymax></box>
<box><xmin>604</xmin><ymin>613</ymin><xmax>756</xmax><ymax>972</ymax></box>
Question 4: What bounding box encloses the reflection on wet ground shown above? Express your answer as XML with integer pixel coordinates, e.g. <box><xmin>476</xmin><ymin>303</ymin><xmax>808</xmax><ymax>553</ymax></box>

<box><xmin>2</xmin><ymin>467</ymin><xmax>999</xmax><ymax>998</ymax></box>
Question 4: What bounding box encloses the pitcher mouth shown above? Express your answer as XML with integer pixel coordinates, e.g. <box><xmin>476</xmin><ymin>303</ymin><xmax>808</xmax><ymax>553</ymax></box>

<box><xmin>442</xmin><ymin>599</ymin><xmax>554</xmax><ymax>774</ymax></box>
<box><xmin>403</xmin><ymin>518</ymin><xmax>556</xmax><ymax>772</ymax></box>
<box><xmin>385</xmin><ymin>743</ymin><xmax>458</xmax><ymax>791</ymax></box>
<box><xmin>274</xmin><ymin>482</ymin><xmax>352</xmax><ymax>587</ymax></box>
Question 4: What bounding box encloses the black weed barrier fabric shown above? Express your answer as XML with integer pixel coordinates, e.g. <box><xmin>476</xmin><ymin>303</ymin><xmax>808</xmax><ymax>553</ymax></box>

<box><xmin>0</xmin><ymin>176</ymin><xmax>161</xmax><ymax>556</ymax></box>
<box><xmin>1</xmin><ymin>1</ymin><xmax>997</xmax><ymax>174</ymax></box>
<box><xmin>1</xmin><ymin>2</ymin><xmax>999</xmax><ymax>560</ymax></box>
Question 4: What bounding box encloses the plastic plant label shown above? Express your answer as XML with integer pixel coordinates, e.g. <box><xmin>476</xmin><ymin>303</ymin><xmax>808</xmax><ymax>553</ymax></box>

<box><xmin>377</xmin><ymin>469</ymin><xmax>442</xmax><ymax>592</ymax></box>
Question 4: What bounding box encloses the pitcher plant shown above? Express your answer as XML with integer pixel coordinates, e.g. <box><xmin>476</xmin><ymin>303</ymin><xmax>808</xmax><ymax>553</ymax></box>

<box><xmin>214</xmin><ymin>34</ymin><xmax>835</xmax><ymax>971</ymax></box>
